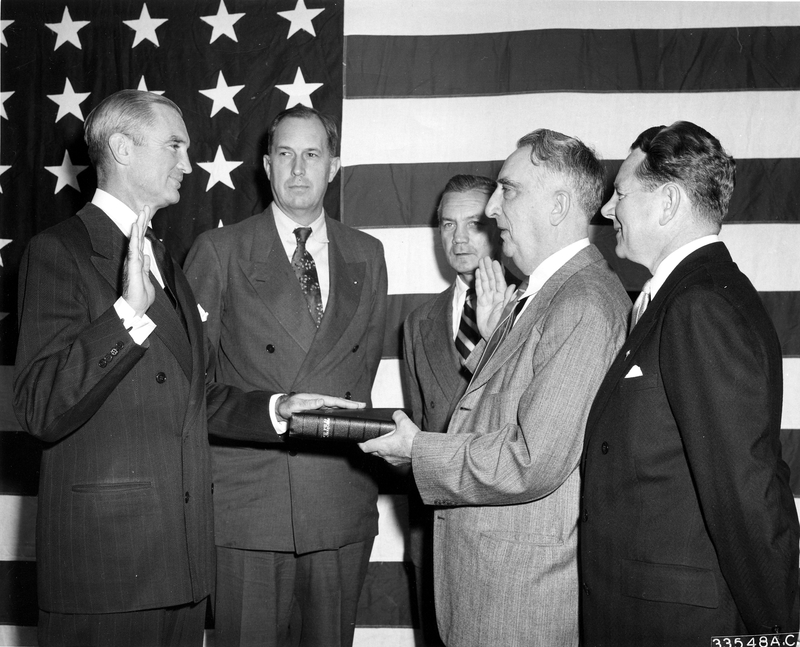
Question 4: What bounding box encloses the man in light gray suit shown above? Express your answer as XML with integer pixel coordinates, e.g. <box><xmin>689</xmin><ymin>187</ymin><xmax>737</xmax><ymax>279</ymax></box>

<box><xmin>361</xmin><ymin>129</ymin><xmax>630</xmax><ymax>647</ymax></box>
<box><xmin>403</xmin><ymin>174</ymin><xmax>501</xmax><ymax>644</ymax></box>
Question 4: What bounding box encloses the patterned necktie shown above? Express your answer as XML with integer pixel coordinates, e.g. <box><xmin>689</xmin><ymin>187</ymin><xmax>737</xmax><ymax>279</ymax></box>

<box><xmin>630</xmin><ymin>278</ymin><xmax>652</xmax><ymax>331</ymax></box>
<box><xmin>291</xmin><ymin>227</ymin><xmax>324</xmax><ymax>327</ymax></box>
<box><xmin>455</xmin><ymin>287</ymin><xmax>481</xmax><ymax>365</ymax></box>
<box><xmin>144</xmin><ymin>229</ymin><xmax>178</xmax><ymax>310</ymax></box>
<box><xmin>469</xmin><ymin>281</ymin><xmax>529</xmax><ymax>383</ymax></box>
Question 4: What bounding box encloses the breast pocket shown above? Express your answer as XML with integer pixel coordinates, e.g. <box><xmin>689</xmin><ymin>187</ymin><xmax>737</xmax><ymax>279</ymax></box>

<box><xmin>618</xmin><ymin>373</ymin><xmax>659</xmax><ymax>392</ymax></box>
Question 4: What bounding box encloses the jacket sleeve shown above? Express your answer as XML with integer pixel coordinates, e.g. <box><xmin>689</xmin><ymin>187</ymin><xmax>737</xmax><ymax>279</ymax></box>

<box><xmin>412</xmin><ymin>290</ymin><xmax>626</xmax><ymax>506</ymax></box>
<box><xmin>13</xmin><ymin>233</ymin><xmax>147</xmax><ymax>443</ymax></box>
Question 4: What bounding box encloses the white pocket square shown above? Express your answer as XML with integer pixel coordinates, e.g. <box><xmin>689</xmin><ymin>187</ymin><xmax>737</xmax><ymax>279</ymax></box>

<box><xmin>624</xmin><ymin>365</ymin><xmax>643</xmax><ymax>378</ymax></box>
<box><xmin>197</xmin><ymin>304</ymin><xmax>209</xmax><ymax>322</ymax></box>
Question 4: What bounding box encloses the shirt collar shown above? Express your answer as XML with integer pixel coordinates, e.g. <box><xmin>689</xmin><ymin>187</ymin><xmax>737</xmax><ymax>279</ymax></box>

<box><xmin>91</xmin><ymin>189</ymin><xmax>141</xmax><ymax>237</ymax></box>
<box><xmin>521</xmin><ymin>238</ymin><xmax>590</xmax><ymax>299</ymax></box>
<box><xmin>272</xmin><ymin>203</ymin><xmax>328</xmax><ymax>244</ymax></box>
<box><xmin>650</xmin><ymin>235</ymin><xmax>719</xmax><ymax>298</ymax></box>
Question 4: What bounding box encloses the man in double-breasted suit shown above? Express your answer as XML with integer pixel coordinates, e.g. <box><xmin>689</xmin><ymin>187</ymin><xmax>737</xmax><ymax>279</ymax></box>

<box><xmin>402</xmin><ymin>174</ymin><xmax>501</xmax><ymax>643</ymax></box>
<box><xmin>184</xmin><ymin>106</ymin><xmax>387</xmax><ymax>647</ymax></box>
<box><xmin>13</xmin><ymin>91</ymin><xmax>355</xmax><ymax>647</ymax></box>
<box><xmin>362</xmin><ymin>130</ymin><xmax>630</xmax><ymax>647</ymax></box>
<box><xmin>580</xmin><ymin>122</ymin><xmax>799</xmax><ymax>645</ymax></box>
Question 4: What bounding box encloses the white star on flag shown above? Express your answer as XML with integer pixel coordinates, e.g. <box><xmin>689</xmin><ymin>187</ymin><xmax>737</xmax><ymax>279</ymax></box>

<box><xmin>1</xmin><ymin>19</ymin><xmax>13</xmax><ymax>47</ymax></box>
<box><xmin>123</xmin><ymin>4</ymin><xmax>168</xmax><ymax>48</ymax></box>
<box><xmin>201</xmin><ymin>0</ymin><xmax>245</xmax><ymax>44</ymax></box>
<box><xmin>46</xmin><ymin>7</ymin><xmax>90</xmax><ymax>50</ymax></box>
<box><xmin>45</xmin><ymin>151</ymin><xmax>89</xmax><ymax>194</ymax></box>
<box><xmin>199</xmin><ymin>71</ymin><xmax>245</xmax><ymax>117</ymax></box>
<box><xmin>197</xmin><ymin>146</ymin><xmax>243</xmax><ymax>191</ymax></box>
<box><xmin>1</xmin><ymin>90</ymin><xmax>14</xmax><ymax>120</ymax></box>
<box><xmin>277</xmin><ymin>0</ymin><xmax>324</xmax><ymax>39</ymax></box>
<box><xmin>136</xmin><ymin>77</ymin><xmax>164</xmax><ymax>95</ymax></box>
<box><xmin>276</xmin><ymin>68</ymin><xmax>322</xmax><ymax>109</ymax></box>
<box><xmin>0</xmin><ymin>238</ymin><xmax>11</xmax><ymax>267</ymax></box>
<box><xmin>0</xmin><ymin>165</ymin><xmax>10</xmax><ymax>194</ymax></box>
<box><xmin>47</xmin><ymin>78</ymin><xmax>92</xmax><ymax>122</ymax></box>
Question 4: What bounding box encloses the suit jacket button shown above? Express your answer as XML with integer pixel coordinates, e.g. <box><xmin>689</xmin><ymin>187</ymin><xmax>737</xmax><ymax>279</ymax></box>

<box><xmin>351</xmin><ymin>344</ymin><xmax>359</xmax><ymax>352</ymax></box>
<box><xmin>345</xmin><ymin>391</ymin><xmax>352</xmax><ymax>400</ymax></box>
<box><xmin>601</xmin><ymin>441</ymin><xmax>609</xmax><ymax>454</ymax></box>
<box><xmin>211</xmin><ymin>483</ymin><xmax>215</xmax><ymax>495</ymax></box>
<box><xmin>184</xmin><ymin>491</ymin><xmax>190</xmax><ymax>503</ymax></box>
<box><xmin>156</xmin><ymin>372</ymin><xmax>167</xmax><ymax>384</ymax></box>
<box><xmin>266</xmin><ymin>344</ymin><xmax>275</xmax><ymax>353</ymax></box>
<box><xmin>582</xmin><ymin>509</ymin><xmax>589</xmax><ymax>522</ymax></box>
<box><xmin>429</xmin><ymin>399</ymin><xmax>436</xmax><ymax>409</ymax></box>
<box><xmin>98</xmin><ymin>358</ymin><xmax>108</xmax><ymax>368</ymax></box>
<box><xmin>289</xmin><ymin>450</ymin><xmax>297</xmax><ymax>457</ymax></box>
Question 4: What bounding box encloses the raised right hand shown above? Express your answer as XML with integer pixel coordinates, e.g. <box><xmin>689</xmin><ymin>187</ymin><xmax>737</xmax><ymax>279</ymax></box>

<box><xmin>123</xmin><ymin>206</ymin><xmax>155</xmax><ymax>317</ymax></box>
<box><xmin>475</xmin><ymin>257</ymin><xmax>517</xmax><ymax>339</ymax></box>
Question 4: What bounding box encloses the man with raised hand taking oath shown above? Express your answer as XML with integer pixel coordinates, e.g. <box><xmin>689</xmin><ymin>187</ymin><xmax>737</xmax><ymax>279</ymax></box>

<box><xmin>360</xmin><ymin>129</ymin><xmax>629</xmax><ymax>647</ymax></box>
<box><xmin>184</xmin><ymin>105</ymin><xmax>387</xmax><ymax>647</ymax></box>
<box><xmin>580</xmin><ymin>121</ymin><xmax>799</xmax><ymax>645</ymax></box>
<box><xmin>13</xmin><ymin>90</ymin><xmax>357</xmax><ymax>647</ymax></box>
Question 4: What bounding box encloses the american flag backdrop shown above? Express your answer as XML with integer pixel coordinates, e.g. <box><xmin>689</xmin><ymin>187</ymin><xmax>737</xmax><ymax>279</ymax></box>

<box><xmin>1</xmin><ymin>1</ymin><xmax>799</xmax><ymax>645</ymax></box>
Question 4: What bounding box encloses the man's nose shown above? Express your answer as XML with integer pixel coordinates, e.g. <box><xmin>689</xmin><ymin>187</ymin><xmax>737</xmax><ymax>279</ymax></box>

<box><xmin>292</xmin><ymin>157</ymin><xmax>305</xmax><ymax>176</ymax></box>
<box><xmin>600</xmin><ymin>196</ymin><xmax>616</xmax><ymax>220</ymax></box>
<box><xmin>485</xmin><ymin>188</ymin><xmax>501</xmax><ymax>219</ymax></box>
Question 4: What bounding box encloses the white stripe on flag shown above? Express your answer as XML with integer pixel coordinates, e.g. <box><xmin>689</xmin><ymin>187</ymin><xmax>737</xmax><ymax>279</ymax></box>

<box><xmin>0</xmin><ymin>495</ymin><xmax>36</xmax><ymax>561</ymax></box>
<box><xmin>342</xmin><ymin>92</ymin><xmax>800</xmax><ymax>166</ymax></box>
<box><xmin>370</xmin><ymin>494</ymin><xmax>409</xmax><ymax>562</ymax></box>
<box><xmin>784</xmin><ymin>358</ymin><xmax>800</xmax><ymax>429</ymax></box>
<box><xmin>344</xmin><ymin>0</ymin><xmax>800</xmax><ymax>35</ymax></box>
<box><xmin>364</xmin><ymin>225</ymin><xmax>800</xmax><ymax>295</ymax></box>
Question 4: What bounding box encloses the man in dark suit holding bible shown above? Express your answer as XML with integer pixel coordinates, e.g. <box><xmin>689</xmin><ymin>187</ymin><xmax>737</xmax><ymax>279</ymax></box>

<box><xmin>184</xmin><ymin>105</ymin><xmax>387</xmax><ymax>647</ymax></box>
<box><xmin>580</xmin><ymin>121</ymin><xmax>799</xmax><ymax>644</ymax></box>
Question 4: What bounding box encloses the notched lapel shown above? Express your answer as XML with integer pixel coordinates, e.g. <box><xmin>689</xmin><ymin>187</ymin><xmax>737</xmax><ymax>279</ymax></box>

<box><xmin>420</xmin><ymin>289</ymin><xmax>465</xmax><ymax>399</ymax></box>
<box><xmin>148</xmin><ymin>275</ymin><xmax>193</xmax><ymax>381</ymax></box>
<box><xmin>240</xmin><ymin>244</ymin><xmax>318</xmax><ymax>353</ymax></box>
<box><xmin>295</xmin><ymin>239</ymin><xmax>364</xmax><ymax>380</ymax></box>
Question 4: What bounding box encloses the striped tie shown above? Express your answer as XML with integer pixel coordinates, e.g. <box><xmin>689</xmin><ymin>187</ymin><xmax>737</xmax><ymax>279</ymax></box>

<box><xmin>455</xmin><ymin>288</ymin><xmax>481</xmax><ymax>364</ymax></box>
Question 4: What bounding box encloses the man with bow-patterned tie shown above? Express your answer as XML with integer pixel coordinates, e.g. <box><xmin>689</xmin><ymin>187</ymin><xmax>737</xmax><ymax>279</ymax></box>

<box><xmin>400</xmin><ymin>174</ymin><xmax>501</xmax><ymax>644</ymax></box>
<box><xmin>184</xmin><ymin>105</ymin><xmax>388</xmax><ymax>647</ymax></box>
<box><xmin>580</xmin><ymin>121</ymin><xmax>799</xmax><ymax>645</ymax></box>
<box><xmin>361</xmin><ymin>129</ymin><xmax>630</xmax><ymax>647</ymax></box>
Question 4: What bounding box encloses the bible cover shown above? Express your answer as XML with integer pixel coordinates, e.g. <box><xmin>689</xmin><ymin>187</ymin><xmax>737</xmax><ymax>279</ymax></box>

<box><xmin>287</xmin><ymin>408</ymin><xmax>401</xmax><ymax>442</ymax></box>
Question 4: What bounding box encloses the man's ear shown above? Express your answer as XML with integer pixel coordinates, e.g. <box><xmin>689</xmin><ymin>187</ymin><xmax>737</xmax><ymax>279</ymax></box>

<box><xmin>549</xmin><ymin>190</ymin><xmax>570</xmax><ymax>226</ymax></box>
<box><xmin>659</xmin><ymin>183</ymin><xmax>681</xmax><ymax>226</ymax></box>
<box><xmin>263</xmin><ymin>154</ymin><xmax>272</xmax><ymax>181</ymax></box>
<box><xmin>327</xmin><ymin>156</ymin><xmax>341</xmax><ymax>183</ymax></box>
<box><xmin>108</xmin><ymin>133</ymin><xmax>132</xmax><ymax>166</ymax></box>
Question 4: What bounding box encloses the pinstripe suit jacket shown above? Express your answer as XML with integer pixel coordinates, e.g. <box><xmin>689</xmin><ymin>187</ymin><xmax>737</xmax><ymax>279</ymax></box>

<box><xmin>411</xmin><ymin>245</ymin><xmax>629</xmax><ymax>647</ymax></box>
<box><xmin>13</xmin><ymin>204</ymin><xmax>279</xmax><ymax>614</ymax></box>
<box><xmin>184</xmin><ymin>206</ymin><xmax>388</xmax><ymax>554</ymax></box>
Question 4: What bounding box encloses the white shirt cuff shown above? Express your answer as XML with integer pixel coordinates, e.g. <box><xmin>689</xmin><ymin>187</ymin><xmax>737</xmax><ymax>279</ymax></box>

<box><xmin>114</xmin><ymin>297</ymin><xmax>156</xmax><ymax>345</ymax></box>
<box><xmin>269</xmin><ymin>393</ymin><xmax>288</xmax><ymax>435</ymax></box>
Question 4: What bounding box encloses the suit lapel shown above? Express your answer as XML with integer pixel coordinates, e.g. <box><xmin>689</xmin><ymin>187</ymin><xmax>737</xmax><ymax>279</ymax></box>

<box><xmin>295</xmin><ymin>219</ymin><xmax>364</xmax><ymax>383</ymax></box>
<box><xmin>465</xmin><ymin>245</ymin><xmax>601</xmax><ymax>395</ymax></box>
<box><xmin>420</xmin><ymin>285</ymin><xmax>466</xmax><ymax>401</ymax></box>
<box><xmin>585</xmin><ymin>242</ymin><xmax>731</xmax><ymax>434</ymax></box>
<box><xmin>239</xmin><ymin>208</ymin><xmax>318</xmax><ymax>353</ymax></box>
<box><xmin>80</xmin><ymin>205</ymin><xmax>192</xmax><ymax>382</ymax></box>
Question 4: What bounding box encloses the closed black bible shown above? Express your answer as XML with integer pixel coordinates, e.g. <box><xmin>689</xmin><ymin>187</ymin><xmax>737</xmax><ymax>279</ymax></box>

<box><xmin>287</xmin><ymin>408</ymin><xmax>402</xmax><ymax>442</ymax></box>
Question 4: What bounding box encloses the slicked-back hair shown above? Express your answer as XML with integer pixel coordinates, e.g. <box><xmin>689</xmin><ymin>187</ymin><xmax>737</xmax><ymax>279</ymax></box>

<box><xmin>516</xmin><ymin>129</ymin><xmax>605</xmax><ymax>218</ymax></box>
<box><xmin>631</xmin><ymin>121</ymin><xmax>735</xmax><ymax>225</ymax></box>
<box><xmin>267</xmin><ymin>105</ymin><xmax>339</xmax><ymax>157</ymax></box>
<box><xmin>84</xmin><ymin>90</ymin><xmax>183</xmax><ymax>180</ymax></box>
<box><xmin>437</xmin><ymin>174</ymin><xmax>496</xmax><ymax>219</ymax></box>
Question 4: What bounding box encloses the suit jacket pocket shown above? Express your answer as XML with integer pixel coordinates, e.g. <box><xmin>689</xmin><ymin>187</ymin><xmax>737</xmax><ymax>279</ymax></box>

<box><xmin>620</xmin><ymin>558</ymin><xmax>719</xmax><ymax>608</ymax></box>
<box><xmin>618</xmin><ymin>373</ymin><xmax>658</xmax><ymax>392</ymax></box>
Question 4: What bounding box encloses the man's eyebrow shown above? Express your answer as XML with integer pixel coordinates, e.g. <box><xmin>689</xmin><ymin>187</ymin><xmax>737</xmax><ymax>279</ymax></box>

<box><xmin>497</xmin><ymin>178</ymin><xmax>518</xmax><ymax>189</ymax></box>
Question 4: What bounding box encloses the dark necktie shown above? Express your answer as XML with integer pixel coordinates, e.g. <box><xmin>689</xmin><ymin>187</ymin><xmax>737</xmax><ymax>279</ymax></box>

<box><xmin>291</xmin><ymin>227</ymin><xmax>323</xmax><ymax>327</ymax></box>
<box><xmin>455</xmin><ymin>287</ymin><xmax>481</xmax><ymax>366</ymax></box>
<box><xmin>144</xmin><ymin>229</ymin><xmax>179</xmax><ymax>310</ymax></box>
<box><xmin>469</xmin><ymin>281</ymin><xmax>529</xmax><ymax>383</ymax></box>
